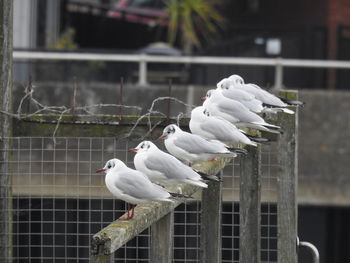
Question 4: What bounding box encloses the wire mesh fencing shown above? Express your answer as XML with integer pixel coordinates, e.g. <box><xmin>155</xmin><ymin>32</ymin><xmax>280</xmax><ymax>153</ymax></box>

<box><xmin>4</xmin><ymin>136</ymin><xmax>280</xmax><ymax>262</ymax></box>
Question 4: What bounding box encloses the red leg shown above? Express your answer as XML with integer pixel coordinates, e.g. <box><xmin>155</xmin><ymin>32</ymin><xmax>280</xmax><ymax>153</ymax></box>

<box><xmin>119</xmin><ymin>204</ymin><xmax>136</xmax><ymax>220</ymax></box>
<box><xmin>127</xmin><ymin>204</ymin><xmax>131</xmax><ymax>219</ymax></box>
<box><xmin>120</xmin><ymin>203</ymin><xmax>133</xmax><ymax>221</ymax></box>
<box><xmin>130</xmin><ymin>205</ymin><xmax>135</xmax><ymax>219</ymax></box>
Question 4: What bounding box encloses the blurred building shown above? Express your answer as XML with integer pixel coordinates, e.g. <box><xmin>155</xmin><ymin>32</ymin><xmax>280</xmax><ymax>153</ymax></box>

<box><xmin>13</xmin><ymin>0</ymin><xmax>350</xmax><ymax>89</ymax></box>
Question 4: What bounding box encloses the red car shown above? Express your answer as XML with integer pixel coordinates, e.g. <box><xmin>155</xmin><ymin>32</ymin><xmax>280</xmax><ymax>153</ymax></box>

<box><xmin>107</xmin><ymin>0</ymin><xmax>168</xmax><ymax>26</ymax></box>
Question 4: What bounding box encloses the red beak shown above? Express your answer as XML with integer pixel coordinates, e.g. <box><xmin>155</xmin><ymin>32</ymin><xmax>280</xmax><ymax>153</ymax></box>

<box><xmin>96</xmin><ymin>168</ymin><xmax>105</xmax><ymax>173</ymax></box>
<box><xmin>129</xmin><ymin>148</ymin><xmax>138</xmax><ymax>152</ymax></box>
<box><xmin>158</xmin><ymin>135</ymin><xmax>166</xmax><ymax>140</ymax></box>
<box><xmin>200</xmin><ymin>97</ymin><xmax>207</xmax><ymax>101</ymax></box>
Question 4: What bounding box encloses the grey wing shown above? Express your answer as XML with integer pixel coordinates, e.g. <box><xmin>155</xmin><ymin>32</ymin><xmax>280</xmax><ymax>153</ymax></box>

<box><xmin>223</xmin><ymin>88</ymin><xmax>255</xmax><ymax>101</ymax></box>
<box><xmin>216</xmin><ymin>99</ymin><xmax>248</xmax><ymax>117</ymax></box>
<box><xmin>245</xmin><ymin>84</ymin><xmax>286</xmax><ymax>107</ymax></box>
<box><xmin>118</xmin><ymin>170</ymin><xmax>168</xmax><ymax>200</ymax></box>
<box><xmin>217</xmin><ymin>98</ymin><xmax>263</xmax><ymax>123</ymax></box>
<box><xmin>145</xmin><ymin>152</ymin><xmax>189</xmax><ymax>180</ymax></box>
<box><xmin>200</xmin><ymin>118</ymin><xmax>237</xmax><ymax>141</ymax></box>
<box><xmin>174</xmin><ymin>133</ymin><xmax>224</xmax><ymax>154</ymax></box>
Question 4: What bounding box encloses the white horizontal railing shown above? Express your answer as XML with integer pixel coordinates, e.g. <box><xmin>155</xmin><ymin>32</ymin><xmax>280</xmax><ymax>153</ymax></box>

<box><xmin>13</xmin><ymin>50</ymin><xmax>350</xmax><ymax>87</ymax></box>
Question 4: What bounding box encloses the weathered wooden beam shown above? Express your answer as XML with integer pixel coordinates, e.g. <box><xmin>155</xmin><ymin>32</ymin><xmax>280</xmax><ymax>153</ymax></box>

<box><xmin>200</xmin><ymin>170</ymin><xmax>222</xmax><ymax>263</ymax></box>
<box><xmin>0</xmin><ymin>1</ymin><xmax>13</xmax><ymax>262</ymax></box>
<box><xmin>13</xmin><ymin>115</ymin><xmax>166</xmax><ymax>138</ymax></box>
<box><xmin>151</xmin><ymin>211</ymin><xmax>174</xmax><ymax>263</ymax></box>
<box><xmin>12</xmin><ymin>114</ymin><xmax>280</xmax><ymax>141</ymax></box>
<box><xmin>239</xmin><ymin>145</ymin><xmax>261</xmax><ymax>263</ymax></box>
<box><xmin>277</xmin><ymin>90</ymin><xmax>298</xmax><ymax>263</ymax></box>
<box><xmin>12</xmin><ymin>115</ymin><xmax>189</xmax><ymax>138</ymax></box>
<box><xmin>91</xmin><ymin>183</ymin><xmax>199</xmax><ymax>258</ymax></box>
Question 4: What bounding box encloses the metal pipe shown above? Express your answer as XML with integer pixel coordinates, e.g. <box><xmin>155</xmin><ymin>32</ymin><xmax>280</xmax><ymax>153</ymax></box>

<box><xmin>13</xmin><ymin>51</ymin><xmax>350</xmax><ymax>69</ymax></box>
<box><xmin>138</xmin><ymin>55</ymin><xmax>148</xmax><ymax>86</ymax></box>
<box><xmin>297</xmin><ymin>237</ymin><xmax>320</xmax><ymax>263</ymax></box>
<box><xmin>118</xmin><ymin>77</ymin><xmax>123</xmax><ymax>119</ymax></box>
<box><xmin>273</xmin><ymin>57</ymin><xmax>283</xmax><ymax>90</ymax></box>
<box><xmin>13</xmin><ymin>50</ymin><xmax>350</xmax><ymax>89</ymax></box>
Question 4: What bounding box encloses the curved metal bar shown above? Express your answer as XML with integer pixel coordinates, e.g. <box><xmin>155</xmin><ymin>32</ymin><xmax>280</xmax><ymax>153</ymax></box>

<box><xmin>297</xmin><ymin>237</ymin><xmax>320</xmax><ymax>263</ymax></box>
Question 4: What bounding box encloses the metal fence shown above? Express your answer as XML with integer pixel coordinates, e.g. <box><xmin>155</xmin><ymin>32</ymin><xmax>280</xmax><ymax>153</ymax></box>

<box><xmin>13</xmin><ymin>50</ymin><xmax>350</xmax><ymax>88</ymax></box>
<box><xmin>7</xmin><ymin>137</ymin><xmax>279</xmax><ymax>263</ymax></box>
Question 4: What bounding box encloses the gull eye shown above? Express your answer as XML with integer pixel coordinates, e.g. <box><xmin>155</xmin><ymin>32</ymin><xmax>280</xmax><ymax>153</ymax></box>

<box><xmin>141</xmin><ymin>144</ymin><xmax>144</xmax><ymax>149</ymax></box>
<box><xmin>107</xmin><ymin>163</ymin><xmax>112</xmax><ymax>169</ymax></box>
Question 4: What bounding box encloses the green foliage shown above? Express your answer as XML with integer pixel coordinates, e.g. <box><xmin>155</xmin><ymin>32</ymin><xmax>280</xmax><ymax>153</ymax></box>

<box><xmin>49</xmin><ymin>27</ymin><xmax>78</xmax><ymax>50</ymax></box>
<box><xmin>164</xmin><ymin>0</ymin><xmax>224</xmax><ymax>52</ymax></box>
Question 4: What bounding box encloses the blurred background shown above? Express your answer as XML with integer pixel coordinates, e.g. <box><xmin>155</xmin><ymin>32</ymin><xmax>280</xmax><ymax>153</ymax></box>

<box><xmin>12</xmin><ymin>0</ymin><xmax>350</xmax><ymax>262</ymax></box>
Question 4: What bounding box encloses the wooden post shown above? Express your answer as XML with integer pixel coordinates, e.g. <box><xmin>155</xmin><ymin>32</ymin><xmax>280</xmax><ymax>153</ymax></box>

<box><xmin>0</xmin><ymin>1</ymin><xmax>13</xmax><ymax>261</ymax></box>
<box><xmin>151</xmin><ymin>211</ymin><xmax>174</xmax><ymax>263</ymax></box>
<box><xmin>277</xmin><ymin>90</ymin><xmax>298</xmax><ymax>263</ymax></box>
<box><xmin>200</xmin><ymin>171</ymin><xmax>222</xmax><ymax>263</ymax></box>
<box><xmin>91</xmin><ymin>248</ymin><xmax>114</xmax><ymax>263</ymax></box>
<box><xmin>239</xmin><ymin>145</ymin><xmax>261</xmax><ymax>263</ymax></box>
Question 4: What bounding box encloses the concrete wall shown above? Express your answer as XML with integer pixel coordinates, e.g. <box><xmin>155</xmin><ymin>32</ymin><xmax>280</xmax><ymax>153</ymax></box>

<box><xmin>298</xmin><ymin>90</ymin><xmax>350</xmax><ymax>206</ymax></box>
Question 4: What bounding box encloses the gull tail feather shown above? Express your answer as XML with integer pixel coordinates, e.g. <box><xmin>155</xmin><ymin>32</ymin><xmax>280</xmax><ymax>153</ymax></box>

<box><xmin>169</xmin><ymin>192</ymin><xmax>193</xmax><ymax>199</ymax></box>
<box><xmin>197</xmin><ymin>171</ymin><xmax>222</xmax><ymax>182</ymax></box>
<box><xmin>227</xmin><ymin>147</ymin><xmax>248</xmax><ymax>155</ymax></box>
<box><xmin>237</xmin><ymin>122</ymin><xmax>276</xmax><ymax>133</ymax></box>
<box><xmin>246</xmin><ymin>140</ymin><xmax>258</xmax><ymax>147</ymax></box>
<box><xmin>184</xmin><ymin>179</ymin><xmax>208</xmax><ymax>188</ymax></box>
<box><xmin>256</xmin><ymin>122</ymin><xmax>281</xmax><ymax>130</ymax></box>
<box><xmin>262</xmin><ymin>107</ymin><xmax>295</xmax><ymax>115</ymax></box>
<box><xmin>245</xmin><ymin>134</ymin><xmax>270</xmax><ymax>144</ymax></box>
<box><xmin>278</xmin><ymin>97</ymin><xmax>305</xmax><ymax>106</ymax></box>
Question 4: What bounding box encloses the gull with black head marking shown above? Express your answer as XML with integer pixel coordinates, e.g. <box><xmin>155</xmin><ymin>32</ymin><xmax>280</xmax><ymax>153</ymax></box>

<box><xmin>96</xmin><ymin>158</ymin><xmax>190</xmax><ymax>220</ymax></box>
<box><xmin>216</xmin><ymin>78</ymin><xmax>264</xmax><ymax>113</ymax></box>
<box><xmin>202</xmin><ymin>89</ymin><xmax>281</xmax><ymax>134</ymax></box>
<box><xmin>159</xmin><ymin>124</ymin><xmax>246</xmax><ymax>166</ymax></box>
<box><xmin>190</xmin><ymin>106</ymin><xmax>263</xmax><ymax>146</ymax></box>
<box><xmin>130</xmin><ymin>141</ymin><xmax>220</xmax><ymax>188</ymax></box>
<box><xmin>221</xmin><ymin>74</ymin><xmax>301</xmax><ymax>112</ymax></box>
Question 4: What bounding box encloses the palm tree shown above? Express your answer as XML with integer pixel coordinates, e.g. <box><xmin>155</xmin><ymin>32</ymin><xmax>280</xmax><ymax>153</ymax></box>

<box><xmin>164</xmin><ymin>0</ymin><xmax>224</xmax><ymax>54</ymax></box>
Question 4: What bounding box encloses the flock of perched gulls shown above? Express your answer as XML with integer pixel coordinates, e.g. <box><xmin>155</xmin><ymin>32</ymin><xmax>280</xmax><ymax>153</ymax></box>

<box><xmin>96</xmin><ymin>74</ymin><xmax>303</xmax><ymax>220</ymax></box>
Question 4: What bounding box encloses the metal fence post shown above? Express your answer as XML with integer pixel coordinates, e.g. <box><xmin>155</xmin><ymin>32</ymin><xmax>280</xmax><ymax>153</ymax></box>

<box><xmin>274</xmin><ymin>58</ymin><xmax>284</xmax><ymax>90</ymax></box>
<box><xmin>200</xmin><ymin>170</ymin><xmax>223</xmax><ymax>263</ymax></box>
<box><xmin>0</xmin><ymin>1</ymin><xmax>13</xmax><ymax>261</ymax></box>
<box><xmin>151</xmin><ymin>211</ymin><xmax>174</xmax><ymax>262</ymax></box>
<box><xmin>91</xmin><ymin>249</ymin><xmax>114</xmax><ymax>263</ymax></box>
<box><xmin>138</xmin><ymin>55</ymin><xmax>148</xmax><ymax>86</ymax></box>
<box><xmin>239</xmin><ymin>145</ymin><xmax>261</xmax><ymax>263</ymax></box>
<box><xmin>277</xmin><ymin>90</ymin><xmax>298</xmax><ymax>263</ymax></box>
